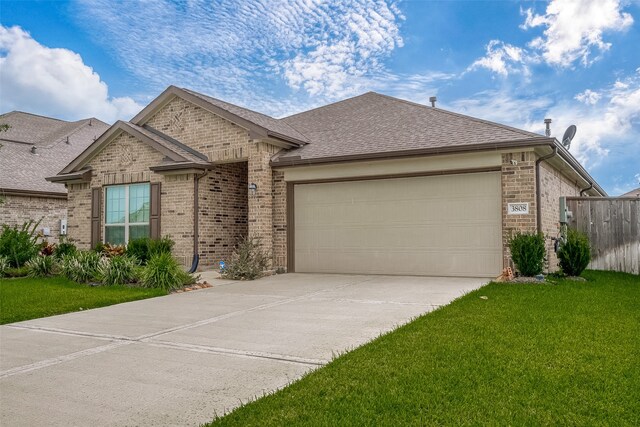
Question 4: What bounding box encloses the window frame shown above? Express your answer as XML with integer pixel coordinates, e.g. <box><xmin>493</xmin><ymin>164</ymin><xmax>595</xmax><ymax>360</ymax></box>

<box><xmin>103</xmin><ymin>183</ymin><xmax>150</xmax><ymax>245</ymax></box>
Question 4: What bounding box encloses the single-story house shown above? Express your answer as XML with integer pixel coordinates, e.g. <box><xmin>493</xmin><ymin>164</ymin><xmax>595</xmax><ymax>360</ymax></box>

<box><xmin>0</xmin><ymin>111</ymin><xmax>109</xmax><ymax>236</ymax></box>
<box><xmin>47</xmin><ymin>86</ymin><xmax>605</xmax><ymax>277</ymax></box>
<box><xmin>620</xmin><ymin>187</ymin><xmax>640</xmax><ymax>198</ymax></box>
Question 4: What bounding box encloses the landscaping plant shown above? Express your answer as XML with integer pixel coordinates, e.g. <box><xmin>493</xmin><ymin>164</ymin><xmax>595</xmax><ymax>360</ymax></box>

<box><xmin>508</xmin><ymin>231</ymin><xmax>545</xmax><ymax>276</ymax></box>
<box><xmin>558</xmin><ymin>229</ymin><xmax>591</xmax><ymax>276</ymax></box>
<box><xmin>0</xmin><ymin>255</ymin><xmax>9</xmax><ymax>277</ymax></box>
<box><xmin>97</xmin><ymin>255</ymin><xmax>139</xmax><ymax>286</ymax></box>
<box><xmin>148</xmin><ymin>236</ymin><xmax>175</xmax><ymax>257</ymax></box>
<box><xmin>127</xmin><ymin>237</ymin><xmax>151</xmax><ymax>264</ymax></box>
<box><xmin>0</xmin><ymin>220</ymin><xmax>40</xmax><ymax>267</ymax></box>
<box><xmin>60</xmin><ymin>251</ymin><xmax>101</xmax><ymax>283</ymax></box>
<box><xmin>221</xmin><ymin>236</ymin><xmax>269</xmax><ymax>280</ymax></box>
<box><xmin>54</xmin><ymin>237</ymin><xmax>77</xmax><ymax>259</ymax></box>
<box><xmin>25</xmin><ymin>255</ymin><xmax>57</xmax><ymax>277</ymax></box>
<box><xmin>141</xmin><ymin>252</ymin><xmax>185</xmax><ymax>291</ymax></box>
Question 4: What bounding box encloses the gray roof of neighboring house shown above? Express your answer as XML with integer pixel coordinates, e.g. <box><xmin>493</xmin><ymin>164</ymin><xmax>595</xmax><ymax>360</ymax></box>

<box><xmin>0</xmin><ymin>111</ymin><xmax>109</xmax><ymax>194</ymax></box>
<box><xmin>620</xmin><ymin>187</ymin><xmax>640</xmax><ymax>197</ymax></box>
<box><xmin>274</xmin><ymin>92</ymin><xmax>548</xmax><ymax>164</ymax></box>
<box><xmin>179</xmin><ymin>88</ymin><xmax>309</xmax><ymax>144</ymax></box>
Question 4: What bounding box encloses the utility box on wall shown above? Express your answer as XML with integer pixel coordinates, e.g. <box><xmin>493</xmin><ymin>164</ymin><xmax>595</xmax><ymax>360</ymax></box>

<box><xmin>60</xmin><ymin>219</ymin><xmax>67</xmax><ymax>235</ymax></box>
<box><xmin>559</xmin><ymin>197</ymin><xmax>572</xmax><ymax>224</ymax></box>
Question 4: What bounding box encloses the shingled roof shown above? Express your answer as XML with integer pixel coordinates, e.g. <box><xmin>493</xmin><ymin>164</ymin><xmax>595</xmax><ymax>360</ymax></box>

<box><xmin>273</xmin><ymin>92</ymin><xmax>550</xmax><ymax>165</ymax></box>
<box><xmin>0</xmin><ymin>112</ymin><xmax>109</xmax><ymax>195</ymax></box>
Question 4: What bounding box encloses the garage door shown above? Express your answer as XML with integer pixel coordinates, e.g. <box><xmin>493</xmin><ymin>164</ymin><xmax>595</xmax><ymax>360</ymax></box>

<box><xmin>293</xmin><ymin>172</ymin><xmax>502</xmax><ymax>277</ymax></box>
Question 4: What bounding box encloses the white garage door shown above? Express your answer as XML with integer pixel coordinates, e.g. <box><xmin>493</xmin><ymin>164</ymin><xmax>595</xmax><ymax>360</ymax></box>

<box><xmin>294</xmin><ymin>172</ymin><xmax>502</xmax><ymax>277</ymax></box>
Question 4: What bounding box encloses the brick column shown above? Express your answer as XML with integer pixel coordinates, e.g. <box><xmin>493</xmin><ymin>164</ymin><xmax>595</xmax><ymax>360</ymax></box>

<box><xmin>248</xmin><ymin>141</ymin><xmax>277</xmax><ymax>266</ymax></box>
<box><xmin>501</xmin><ymin>151</ymin><xmax>537</xmax><ymax>268</ymax></box>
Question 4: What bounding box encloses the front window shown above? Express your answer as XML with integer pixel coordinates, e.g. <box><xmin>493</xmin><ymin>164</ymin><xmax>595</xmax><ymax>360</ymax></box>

<box><xmin>104</xmin><ymin>183</ymin><xmax>150</xmax><ymax>245</ymax></box>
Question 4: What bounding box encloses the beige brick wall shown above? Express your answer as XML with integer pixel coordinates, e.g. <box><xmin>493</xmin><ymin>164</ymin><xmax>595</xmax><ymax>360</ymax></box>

<box><xmin>539</xmin><ymin>161</ymin><xmax>581</xmax><ymax>272</ymax></box>
<box><xmin>198</xmin><ymin>162</ymin><xmax>248</xmax><ymax>268</ymax></box>
<box><xmin>66</xmin><ymin>132</ymin><xmax>194</xmax><ymax>265</ymax></box>
<box><xmin>272</xmin><ymin>170</ymin><xmax>287</xmax><ymax>270</ymax></box>
<box><xmin>501</xmin><ymin>151</ymin><xmax>537</xmax><ymax>269</ymax></box>
<box><xmin>0</xmin><ymin>194</ymin><xmax>67</xmax><ymax>238</ymax></box>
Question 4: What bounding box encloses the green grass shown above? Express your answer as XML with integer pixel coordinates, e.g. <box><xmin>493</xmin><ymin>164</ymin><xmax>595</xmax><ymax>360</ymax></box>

<box><xmin>0</xmin><ymin>276</ymin><xmax>166</xmax><ymax>324</ymax></box>
<box><xmin>209</xmin><ymin>270</ymin><xmax>640</xmax><ymax>426</ymax></box>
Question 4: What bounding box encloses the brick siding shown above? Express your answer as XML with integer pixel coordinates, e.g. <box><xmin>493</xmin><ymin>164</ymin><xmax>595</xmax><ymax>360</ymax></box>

<box><xmin>0</xmin><ymin>194</ymin><xmax>67</xmax><ymax>238</ymax></box>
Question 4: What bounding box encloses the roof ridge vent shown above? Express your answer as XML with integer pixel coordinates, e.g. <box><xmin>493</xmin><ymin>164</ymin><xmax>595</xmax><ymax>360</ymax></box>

<box><xmin>429</xmin><ymin>96</ymin><xmax>437</xmax><ymax>107</ymax></box>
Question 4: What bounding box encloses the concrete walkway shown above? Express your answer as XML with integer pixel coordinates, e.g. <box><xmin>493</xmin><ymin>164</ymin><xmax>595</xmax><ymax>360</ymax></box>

<box><xmin>1</xmin><ymin>274</ymin><xmax>486</xmax><ymax>426</ymax></box>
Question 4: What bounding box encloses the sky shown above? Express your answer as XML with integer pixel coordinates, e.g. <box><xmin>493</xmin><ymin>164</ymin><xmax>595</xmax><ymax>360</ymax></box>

<box><xmin>1</xmin><ymin>0</ymin><xmax>639</xmax><ymax>195</ymax></box>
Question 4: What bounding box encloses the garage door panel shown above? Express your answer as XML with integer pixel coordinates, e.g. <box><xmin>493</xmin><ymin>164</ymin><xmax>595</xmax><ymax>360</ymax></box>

<box><xmin>294</xmin><ymin>172</ymin><xmax>502</xmax><ymax>277</ymax></box>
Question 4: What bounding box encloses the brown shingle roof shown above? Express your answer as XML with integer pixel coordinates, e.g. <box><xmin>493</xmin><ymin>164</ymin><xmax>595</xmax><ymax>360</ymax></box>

<box><xmin>179</xmin><ymin>88</ymin><xmax>309</xmax><ymax>144</ymax></box>
<box><xmin>274</xmin><ymin>92</ymin><xmax>548</xmax><ymax>164</ymax></box>
<box><xmin>0</xmin><ymin>112</ymin><xmax>109</xmax><ymax>194</ymax></box>
<box><xmin>620</xmin><ymin>187</ymin><xmax>640</xmax><ymax>197</ymax></box>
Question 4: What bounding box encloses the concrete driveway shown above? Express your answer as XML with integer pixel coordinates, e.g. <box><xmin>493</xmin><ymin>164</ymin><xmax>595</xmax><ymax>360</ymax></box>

<box><xmin>1</xmin><ymin>273</ymin><xmax>486</xmax><ymax>426</ymax></box>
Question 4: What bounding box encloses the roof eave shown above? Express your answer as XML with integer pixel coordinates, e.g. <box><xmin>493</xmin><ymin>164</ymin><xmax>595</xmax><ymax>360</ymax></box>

<box><xmin>45</xmin><ymin>168</ymin><xmax>93</xmax><ymax>184</ymax></box>
<box><xmin>271</xmin><ymin>137</ymin><xmax>554</xmax><ymax>167</ymax></box>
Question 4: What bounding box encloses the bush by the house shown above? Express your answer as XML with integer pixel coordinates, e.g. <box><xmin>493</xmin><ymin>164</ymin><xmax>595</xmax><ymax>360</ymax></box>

<box><xmin>0</xmin><ymin>255</ymin><xmax>9</xmax><ymax>277</ymax></box>
<box><xmin>509</xmin><ymin>232</ymin><xmax>546</xmax><ymax>277</ymax></box>
<box><xmin>127</xmin><ymin>237</ymin><xmax>151</xmax><ymax>264</ymax></box>
<box><xmin>149</xmin><ymin>236</ymin><xmax>174</xmax><ymax>258</ymax></box>
<box><xmin>0</xmin><ymin>220</ymin><xmax>40</xmax><ymax>267</ymax></box>
<box><xmin>127</xmin><ymin>236</ymin><xmax>175</xmax><ymax>265</ymax></box>
<box><xmin>40</xmin><ymin>241</ymin><xmax>56</xmax><ymax>256</ymax></box>
<box><xmin>141</xmin><ymin>252</ymin><xmax>185</xmax><ymax>291</ymax></box>
<box><xmin>97</xmin><ymin>255</ymin><xmax>139</xmax><ymax>286</ymax></box>
<box><xmin>558</xmin><ymin>229</ymin><xmax>591</xmax><ymax>277</ymax></box>
<box><xmin>26</xmin><ymin>255</ymin><xmax>57</xmax><ymax>277</ymax></box>
<box><xmin>102</xmin><ymin>243</ymin><xmax>126</xmax><ymax>258</ymax></box>
<box><xmin>60</xmin><ymin>251</ymin><xmax>101</xmax><ymax>283</ymax></box>
<box><xmin>221</xmin><ymin>236</ymin><xmax>269</xmax><ymax>280</ymax></box>
<box><xmin>54</xmin><ymin>237</ymin><xmax>77</xmax><ymax>259</ymax></box>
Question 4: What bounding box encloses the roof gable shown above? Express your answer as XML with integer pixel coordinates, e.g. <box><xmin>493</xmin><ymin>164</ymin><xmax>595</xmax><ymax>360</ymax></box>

<box><xmin>59</xmin><ymin>121</ymin><xmax>208</xmax><ymax>174</ymax></box>
<box><xmin>130</xmin><ymin>86</ymin><xmax>308</xmax><ymax>146</ymax></box>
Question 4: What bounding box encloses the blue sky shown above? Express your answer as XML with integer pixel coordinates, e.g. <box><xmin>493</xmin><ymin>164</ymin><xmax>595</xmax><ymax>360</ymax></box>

<box><xmin>1</xmin><ymin>0</ymin><xmax>639</xmax><ymax>195</ymax></box>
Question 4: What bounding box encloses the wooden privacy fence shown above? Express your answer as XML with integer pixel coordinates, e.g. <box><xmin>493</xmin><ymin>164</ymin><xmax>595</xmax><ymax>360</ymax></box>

<box><xmin>566</xmin><ymin>197</ymin><xmax>639</xmax><ymax>275</ymax></box>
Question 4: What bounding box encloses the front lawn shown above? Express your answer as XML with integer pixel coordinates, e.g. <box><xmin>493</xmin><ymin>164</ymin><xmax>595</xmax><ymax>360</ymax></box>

<box><xmin>209</xmin><ymin>270</ymin><xmax>640</xmax><ymax>426</ymax></box>
<box><xmin>0</xmin><ymin>276</ymin><xmax>166</xmax><ymax>324</ymax></box>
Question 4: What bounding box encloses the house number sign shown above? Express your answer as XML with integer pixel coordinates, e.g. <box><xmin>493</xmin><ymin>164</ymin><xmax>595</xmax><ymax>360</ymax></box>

<box><xmin>507</xmin><ymin>202</ymin><xmax>529</xmax><ymax>215</ymax></box>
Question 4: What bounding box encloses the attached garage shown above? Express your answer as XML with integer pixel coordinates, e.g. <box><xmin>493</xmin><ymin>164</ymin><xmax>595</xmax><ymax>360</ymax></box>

<box><xmin>292</xmin><ymin>171</ymin><xmax>502</xmax><ymax>277</ymax></box>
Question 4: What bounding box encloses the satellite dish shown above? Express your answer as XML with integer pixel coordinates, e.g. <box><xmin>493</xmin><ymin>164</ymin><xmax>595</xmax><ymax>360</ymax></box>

<box><xmin>562</xmin><ymin>125</ymin><xmax>577</xmax><ymax>149</ymax></box>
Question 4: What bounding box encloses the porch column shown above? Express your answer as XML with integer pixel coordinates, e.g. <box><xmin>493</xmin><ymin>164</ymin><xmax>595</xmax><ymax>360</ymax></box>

<box><xmin>248</xmin><ymin>141</ymin><xmax>276</xmax><ymax>266</ymax></box>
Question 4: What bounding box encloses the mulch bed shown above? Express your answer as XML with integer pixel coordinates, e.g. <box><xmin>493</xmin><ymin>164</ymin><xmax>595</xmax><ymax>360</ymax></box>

<box><xmin>172</xmin><ymin>281</ymin><xmax>214</xmax><ymax>293</ymax></box>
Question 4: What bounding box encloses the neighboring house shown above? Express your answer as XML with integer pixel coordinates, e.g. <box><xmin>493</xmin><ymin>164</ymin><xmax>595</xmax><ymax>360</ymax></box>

<box><xmin>0</xmin><ymin>111</ymin><xmax>109</xmax><ymax>237</ymax></box>
<box><xmin>620</xmin><ymin>187</ymin><xmax>640</xmax><ymax>198</ymax></box>
<box><xmin>48</xmin><ymin>87</ymin><xmax>605</xmax><ymax>276</ymax></box>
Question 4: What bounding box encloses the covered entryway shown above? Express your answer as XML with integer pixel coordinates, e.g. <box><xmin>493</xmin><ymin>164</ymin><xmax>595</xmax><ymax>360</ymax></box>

<box><xmin>293</xmin><ymin>171</ymin><xmax>502</xmax><ymax>277</ymax></box>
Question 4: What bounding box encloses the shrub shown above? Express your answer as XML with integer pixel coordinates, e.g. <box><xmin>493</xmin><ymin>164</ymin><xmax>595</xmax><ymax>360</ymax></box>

<box><xmin>97</xmin><ymin>255</ymin><xmax>139</xmax><ymax>286</ymax></box>
<box><xmin>141</xmin><ymin>252</ymin><xmax>184</xmax><ymax>291</ymax></box>
<box><xmin>60</xmin><ymin>251</ymin><xmax>101</xmax><ymax>283</ymax></box>
<box><xmin>54</xmin><ymin>238</ymin><xmax>77</xmax><ymax>259</ymax></box>
<box><xmin>0</xmin><ymin>255</ymin><xmax>9</xmax><ymax>277</ymax></box>
<box><xmin>558</xmin><ymin>229</ymin><xmax>591</xmax><ymax>277</ymax></box>
<box><xmin>148</xmin><ymin>236</ymin><xmax>174</xmax><ymax>257</ymax></box>
<box><xmin>127</xmin><ymin>237</ymin><xmax>151</xmax><ymax>264</ymax></box>
<box><xmin>26</xmin><ymin>255</ymin><xmax>57</xmax><ymax>277</ymax></box>
<box><xmin>40</xmin><ymin>242</ymin><xmax>56</xmax><ymax>256</ymax></box>
<box><xmin>509</xmin><ymin>232</ymin><xmax>545</xmax><ymax>277</ymax></box>
<box><xmin>0</xmin><ymin>220</ymin><xmax>40</xmax><ymax>267</ymax></box>
<box><xmin>221</xmin><ymin>236</ymin><xmax>269</xmax><ymax>280</ymax></box>
<box><xmin>5</xmin><ymin>266</ymin><xmax>29</xmax><ymax>278</ymax></box>
<box><xmin>102</xmin><ymin>243</ymin><xmax>126</xmax><ymax>258</ymax></box>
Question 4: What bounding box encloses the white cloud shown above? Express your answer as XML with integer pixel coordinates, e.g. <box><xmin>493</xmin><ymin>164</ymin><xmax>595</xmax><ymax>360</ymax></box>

<box><xmin>452</xmin><ymin>70</ymin><xmax>640</xmax><ymax>169</ymax></box>
<box><xmin>575</xmin><ymin>89</ymin><xmax>601</xmax><ymax>105</ymax></box>
<box><xmin>0</xmin><ymin>25</ymin><xmax>142</xmax><ymax>122</ymax></box>
<box><xmin>521</xmin><ymin>0</ymin><xmax>633</xmax><ymax>67</ymax></box>
<box><xmin>73</xmin><ymin>0</ymin><xmax>406</xmax><ymax>107</ymax></box>
<box><xmin>467</xmin><ymin>40</ymin><xmax>532</xmax><ymax>77</ymax></box>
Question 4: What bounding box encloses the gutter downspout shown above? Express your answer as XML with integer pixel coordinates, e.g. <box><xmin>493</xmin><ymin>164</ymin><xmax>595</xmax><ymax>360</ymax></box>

<box><xmin>535</xmin><ymin>145</ymin><xmax>558</xmax><ymax>233</ymax></box>
<box><xmin>189</xmin><ymin>170</ymin><xmax>207</xmax><ymax>274</ymax></box>
<box><xmin>579</xmin><ymin>182</ymin><xmax>593</xmax><ymax>196</ymax></box>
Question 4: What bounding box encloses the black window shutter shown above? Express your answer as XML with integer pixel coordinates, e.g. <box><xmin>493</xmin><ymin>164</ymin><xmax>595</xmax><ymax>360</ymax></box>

<box><xmin>150</xmin><ymin>182</ymin><xmax>161</xmax><ymax>239</ymax></box>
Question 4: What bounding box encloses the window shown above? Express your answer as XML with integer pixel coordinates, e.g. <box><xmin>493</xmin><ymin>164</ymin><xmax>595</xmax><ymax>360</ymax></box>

<box><xmin>104</xmin><ymin>183</ymin><xmax>150</xmax><ymax>245</ymax></box>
